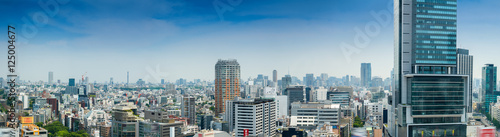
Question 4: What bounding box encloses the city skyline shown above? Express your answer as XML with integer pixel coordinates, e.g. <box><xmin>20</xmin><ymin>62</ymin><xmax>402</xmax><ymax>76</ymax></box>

<box><xmin>0</xmin><ymin>0</ymin><xmax>499</xmax><ymax>83</ymax></box>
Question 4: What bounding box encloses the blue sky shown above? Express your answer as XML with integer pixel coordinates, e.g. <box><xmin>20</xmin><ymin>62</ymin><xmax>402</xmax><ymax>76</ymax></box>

<box><xmin>0</xmin><ymin>0</ymin><xmax>499</xmax><ymax>83</ymax></box>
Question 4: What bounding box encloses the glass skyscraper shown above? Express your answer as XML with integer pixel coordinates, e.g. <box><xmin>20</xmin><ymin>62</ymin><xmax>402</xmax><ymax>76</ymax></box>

<box><xmin>392</xmin><ymin>0</ymin><xmax>468</xmax><ymax>136</ymax></box>
<box><xmin>361</xmin><ymin>63</ymin><xmax>372</xmax><ymax>87</ymax></box>
<box><xmin>482</xmin><ymin>64</ymin><xmax>497</xmax><ymax>113</ymax></box>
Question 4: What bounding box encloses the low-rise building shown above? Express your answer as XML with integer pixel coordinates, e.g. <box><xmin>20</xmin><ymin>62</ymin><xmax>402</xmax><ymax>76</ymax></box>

<box><xmin>290</xmin><ymin>102</ymin><xmax>341</xmax><ymax>129</ymax></box>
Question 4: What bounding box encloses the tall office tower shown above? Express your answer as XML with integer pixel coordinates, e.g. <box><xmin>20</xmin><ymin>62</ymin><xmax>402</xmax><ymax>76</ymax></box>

<box><xmin>161</xmin><ymin>79</ymin><xmax>165</xmax><ymax>84</ymax></box>
<box><xmin>215</xmin><ymin>59</ymin><xmax>241</xmax><ymax>116</ymax></box>
<box><xmin>281</xmin><ymin>75</ymin><xmax>292</xmax><ymax>90</ymax></box>
<box><xmin>392</xmin><ymin>0</ymin><xmax>468</xmax><ymax>136</ymax></box>
<box><xmin>273</xmin><ymin>70</ymin><xmax>278</xmax><ymax>83</ymax></box>
<box><xmin>320</xmin><ymin>73</ymin><xmax>328</xmax><ymax>87</ymax></box>
<box><xmin>225</xmin><ymin>98</ymin><xmax>276</xmax><ymax>137</ymax></box>
<box><xmin>482</xmin><ymin>64</ymin><xmax>497</xmax><ymax>113</ymax></box>
<box><xmin>305</xmin><ymin>74</ymin><xmax>314</xmax><ymax>87</ymax></box>
<box><xmin>457</xmin><ymin>48</ymin><xmax>473</xmax><ymax>112</ymax></box>
<box><xmin>361</xmin><ymin>63</ymin><xmax>371</xmax><ymax>87</ymax></box>
<box><xmin>110</xmin><ymin>77</ymin><xmax>113</xmax><ymax>85</ymax></box>
<box><xmin>48</xmin><ymin>71</ymin><xmax>53</xmax><ymax>84</ymax></box>
<box><xmin>284</xmin><ymin>85</ymin><xmax>305</xmax><ymax>115</ymax></box>
<box><xmin>69</xmin><ymin>78</ymin><xmax>75</xmax><ymax>86</ymax></box>
<box><xmin>127</xmin><ymin>71</ymin><xmax>129</xmax><ymax>85</ymax></box>
<box><xmin>181</xmin><ymin>96</ymin><xmax>196</xmax><ymax>125</ymax></box>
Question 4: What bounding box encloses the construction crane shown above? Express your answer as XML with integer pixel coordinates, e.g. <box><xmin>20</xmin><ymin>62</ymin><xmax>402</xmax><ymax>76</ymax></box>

<box><xmin>82</xmin><ymin>72</ymin><xmax>87</xmax><ymax>82</ymax></box>
<box><xmin>136</xmin><ymin>94</ymin><xmax>142</xmax><ymax>105</ymax></box>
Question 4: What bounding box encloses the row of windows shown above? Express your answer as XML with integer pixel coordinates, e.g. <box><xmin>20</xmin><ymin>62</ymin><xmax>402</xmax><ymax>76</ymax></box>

<box><xmin>416</xmin><ymin>25</ymin><xmax>456</xmax><ymax>30</ymax></box>
<box><xmin>416</xmin><ymin>4</ymin><xmax>457</xmax><ymax>10</ymax></box>
<box><xmin>416</xmin><ymin>20</ymin><xmax>456</xmax><ymax>25</ymax></box>
<box><xmin>413</xmin><ymin>117</ymin><xmax>461</xmax><ymax>124</ymax></box>
<box><xmin>416</xmin><ymin>30</ymin><xmax>456</xmax><ymax>35</ymax></box>
<box><xmin>412</xmin><ymin>91</ymin><xmax>464</xmax><ymax>96</ymax></box>
<box><xmin>416</xmin><ymin>40</ymin><xmax>456</xmax><ymax>45</ymax></box>
<box><xmin>417</xmin><ymin>14</ymin><xmax>456</xmax><ymax>20</ymax></box>
<box><xmin>416</xmin><ymin>9</ymin><xmax>456</xmax><ymax>15</ymax></box>
<box><xmin>415</xmin><ymin>60</ymin><xmax>456</xmax><ymax>64</ymax></box>
<box><xmin>416</xmin><ymin>45</ymin><xmax>456</xmax><ymax>49</ymax></box>
<box><xmin>415</xmin><ymin>55</ymin><xmax>456</xmax><ymax>59</ymax></box>
<box><xmin>412</xmin><ymin>105</ymin><xmax>464</xmax><ymax>110</ymax></box>
<box><xmin>416</xmin><ymin>0</ymin><xmax>457</xmax><ymax>5</ymax></box>
<box><xmin>415</xmin><ymin>50</ymin><xmax>456</xmax><ymax>54</ymax></box>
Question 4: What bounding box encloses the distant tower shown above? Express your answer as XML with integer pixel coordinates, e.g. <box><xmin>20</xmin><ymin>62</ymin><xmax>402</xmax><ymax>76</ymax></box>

<box><xmin>305</xmin><ymin>74</ymin><xmax>314</xmax><ymax>87</ymax></box>
<box><xmin>360</xmin><ymin>63</ymin><xmax>371</xmax><ymax>87</ymax></box>
<box><xmin>127</xmin><ymin>71</ymin><xmax>129</xmax><ymax>85</ymax></box>
<box><xmin>215</xmin><ymin>59</ymin><xmax>240</xmax><ymax>116</ymax></box>
<box><xmin>69</xmin><ymin>78</ymin><xmax>75</xmax><ymax>86</ymax></box>
<box><xmin>48</xmin><ymin>71</ymin><xmax>53</xmax><ymax>84</ymax></box>
<box><xmin>110</xmin><ymin>77</ymin><xmax>114</xmax><ymax>85</ymax></box>
<box><xmin>273</xmin><ymin>70</ymin><xmax>278</xmax><ymax>83</ymax></box>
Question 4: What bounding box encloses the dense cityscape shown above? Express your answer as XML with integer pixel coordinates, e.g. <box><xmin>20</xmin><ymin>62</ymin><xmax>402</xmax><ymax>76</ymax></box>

<box><xmin>1</xmin><ymin>0</ymin><xmax>500</xmax><ymax>137</ymax></box>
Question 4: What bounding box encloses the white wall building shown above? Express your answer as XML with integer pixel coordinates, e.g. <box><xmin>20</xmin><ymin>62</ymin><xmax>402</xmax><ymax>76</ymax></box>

<box><xmin>225</xmin><ymin>98</ymin><xmax>276</xmax><ymax>137</ymax></box>
<box><xmin>290</xmin><ymin>102</ymin><xmax>341</xmax><ymax>128</ymax></box>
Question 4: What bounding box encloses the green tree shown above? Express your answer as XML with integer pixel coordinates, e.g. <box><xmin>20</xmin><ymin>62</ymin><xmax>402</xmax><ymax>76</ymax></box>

<box><xmin>353</xmin><ymin>116</ymin><xmax>364</xmax><ymax>127</ymax></box>
<box><xmin>35</xmin><ymin>122</ymin><xmax>44</xmax><ymax>127</ymax></box>
<box><xmin>56</xmin><ymin>130</ymin><xmax>70</xmax><ymax>137</ymax></box>
<box><xmin>24</xmin><ymin>112</ymin><xmax>30</xmax><ymax>116</ymax></box>
<box><xmin>209</xmin><ymin>106</ymin><xmax>215</xmax><ymax>112</ymax></box>
<box><xmin>43</xmin><ymin>121</ymin><xmax>68</xmax><ymax>135</ymax></box>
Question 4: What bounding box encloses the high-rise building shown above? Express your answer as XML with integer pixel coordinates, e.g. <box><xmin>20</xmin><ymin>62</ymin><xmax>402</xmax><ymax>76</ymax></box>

<box><xmin>483</xmin><ymin>64</ymin><xmax>497</xmax><ymax>113</ymax></box>
<box><xmin>48</xmin><ymin>71</ymin><xmax>54</xmax><ymax>84</ymax></box>
<box><xmin>215</xmin><ymin>59</ymin><xmax>241</xmax><ymax>115</ymax></box>
<box><xmin>69</xmin><ymin>78</ymin><xmax>75</xmax><ymax>86</ymax></box>
<box><xmin>392</xmin><ymin>0</ymin><xmax>468</xmax><ymax>136</ymax></box>
<box><xmin>273</xmin><ymin>70</ymin><xmax>278</xmax><ymax>83</ymax></box>
<box><xmin>181</xmin><ymin>96</ymin><xmax>196</xmax><ymax>125</ymax></box>
<box><xmin>127</xmin><ymin>71</ymin><xmax>129</xmax><ymax>85</ymax></box>
<box><xmin>197</xmin><ymin>114</ymin><xmax>213</xmax><ymax>130</ymax></box>
<box><xmin>305</xmin><ymin>74</ymin><xmax>314</xmax><ymax>87</ymax></box>
<box><xmin>457</xmin><ymin>48</ymin><xmax>473</xmax><ymax>112</ymax></box>
<box><xmin>110</xmin><ymin>77</ymin><xmax>113</xmax><ymax>85</ymax></box>
<box><xmin>284</xmin><ymin>85</ymin><xmax>305</xmax><ymax>107</ymax></box>
<box><xmin>320</xmin><ymin>73</ymin><xmax>328</xmax><ymax>87</ymax></box>
<box><xmin>281</xmin><ymin>75</ymin><xmax>292</xmax><ymax>90</ymax></box>
<box><xmin>361</xmin><ymin>63</ymin><xmax>371</xmax><ymax>87</ymax></box>
<box><xmin>225</xmin><ymin>98</ymin><xmax>276</xmax><ymax>137</ymax></box>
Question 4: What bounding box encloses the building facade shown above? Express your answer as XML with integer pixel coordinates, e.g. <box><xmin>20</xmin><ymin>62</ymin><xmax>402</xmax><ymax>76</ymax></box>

<box><xmin>483</xmin><ymin>64</ymin><xmax>497</xmax><ymax>112</ymax></box>
<box><xmin>215</xmin><ymin>59</ymin><xmax>241</xmax><ymax>116</ymax></box>
<box><xmin>392</xmin><ymin>0</ymin><xmax>468</xmax><ymax>136</ymax></box>
<box><xmin>290</xmin><ymin>102</ymin><xmax>341</xmax><ymax>129</ymax></box>
<box><xmin>457</xmin><ymin>48</ymin><xmax>473</xmax><ymax>112</ymax></box>
<box><xmin>181</xmin><ymin>96</ymin><xmax>196</xmax><ymax>125</ymax></box>
<box><xmin>225</xmin><ymin>98</ymin><xmax>276</xmax><ymax>137</ymax></box>
<box><xmin>361</xmin><ymin>63</ymin><xmax>372</xmax><ymax>87</ymax></box>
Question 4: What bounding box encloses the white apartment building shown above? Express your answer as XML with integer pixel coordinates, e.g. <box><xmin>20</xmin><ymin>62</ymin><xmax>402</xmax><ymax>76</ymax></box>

<box><xmin>225</xmin><ymin>98</ymin><xmax>276</xmax><ymax>137</ymax></box>
<box><xmin>290</xmin><ymin>102</ymin><xmax>341</xmax><ymax>129</ymax></box>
